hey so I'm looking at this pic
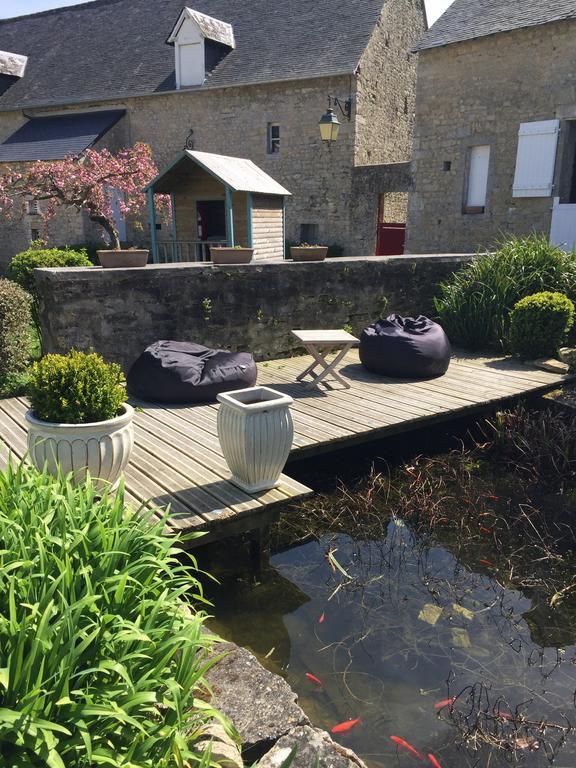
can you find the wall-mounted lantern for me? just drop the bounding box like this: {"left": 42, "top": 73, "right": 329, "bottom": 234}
{"left": 319, "top": 96, "right": 352, "bottom": 144}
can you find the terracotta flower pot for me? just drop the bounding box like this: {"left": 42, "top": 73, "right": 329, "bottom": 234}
{"left": 98, "top": 249, "right": 149, "bottom": 268}
{"left": 290, "top": 246, "right": 328, "bottom": 262}
{"left": 26, "top": 403, "right": 135, "bottom": 490}
{"left": 210, "top": 247, "right": 254, "bottom": 265}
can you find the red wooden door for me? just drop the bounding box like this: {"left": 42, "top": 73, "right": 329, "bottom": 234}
{"left": 376, "top": 223, "right": 406, "bottom": 256}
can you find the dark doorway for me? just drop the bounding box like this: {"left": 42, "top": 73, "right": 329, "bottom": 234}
{"left": 197, "top": 200, "right": 226, "bottom": 241}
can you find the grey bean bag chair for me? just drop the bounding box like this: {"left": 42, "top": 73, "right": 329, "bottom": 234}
{"left": 127, "top": 341, "right": 257, "bottom": 404}
{"left": 359, "top": 315, "right": 451, "bottom": 378}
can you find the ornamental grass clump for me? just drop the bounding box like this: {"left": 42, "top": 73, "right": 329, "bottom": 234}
{"left": 0, "top": 462, "right": 228, "bottom": 767}
{"left": 434, "top": 235, "right": 576, "bottom": 350}
{"left": 0, "top": 278, "right": 32, "bottom": 379}
{"left": 29, "top": 349, "right": 126, "bottom": 424}
{"left": 508, "top": 291, "right": 575, "bottom": 359}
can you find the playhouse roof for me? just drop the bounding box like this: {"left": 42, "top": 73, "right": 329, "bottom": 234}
{"left": 148, "top": 150, "right": 291, "bottom": 196}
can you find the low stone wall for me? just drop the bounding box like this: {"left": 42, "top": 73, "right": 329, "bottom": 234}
{"left": 36, "top": 255, "right": 474, "bottom": 371}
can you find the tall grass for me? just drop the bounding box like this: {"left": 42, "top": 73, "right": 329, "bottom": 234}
{"left": 434, "top": 235, "right": 576, "bottom": 350}
{"left": 0, "top": 462, "right": 229, "bottom": 767}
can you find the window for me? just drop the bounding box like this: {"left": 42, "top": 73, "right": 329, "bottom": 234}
{"left": 464, "top": 145, "right": 490, "bottom": 214}
{"left": 299, "top": 223, "right": 319, "bottom": 243}
{"left": 26, "top": 199, "right": 40, "bottom": 215}
{"left": 513, "top": 120, "right": 560, "bottom": 198}
{"left": 267, "top": 123, "right": 280, "bottom": 154}
{"left": 30, "top": 228, "right": 40, "bottom": 241}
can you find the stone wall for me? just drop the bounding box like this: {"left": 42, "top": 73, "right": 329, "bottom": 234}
{"left": 406, "top": 19, "right": 576, "bottom": 254}
{"left": 354, "top": 0, "right": 425, "bottom": 167}
{"left": 36, "top": 254, "right": 473, "bottom": 371}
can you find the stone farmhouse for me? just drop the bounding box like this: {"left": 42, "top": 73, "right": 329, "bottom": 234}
{"left": 406, "top": 0, "right": 576, "bottom": 255}
{"left": 0, "top": 0, "right": 426, "bottom": 270}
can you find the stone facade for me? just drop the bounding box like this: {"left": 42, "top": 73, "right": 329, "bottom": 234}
{"left": 35, "top": 254, "right": 474, "bottom": 371}
{"left": 407, "top": 18, "right": 576, "bottom": 254}
{"left": 0, "top": 0, "right": 425, "bottom": 272}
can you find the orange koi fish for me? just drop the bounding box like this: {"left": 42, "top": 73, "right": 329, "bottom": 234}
{"left": 427, "top": 754, "right": 443, "bottom": 768}
{"left": 331, "top": 718, "right": 361, "bottom": 734}
{"left": 390, "top": 736, "right": 424, "bottom": 761}
{"left": 434, "top": 697, "right": 456, "bottom": 710}
{"left": 479, "top": 559, "right": 495, "bottom": 567}
{"left": 319, "top": 612, "right": 325, "bottom": 624}
{"left": 305, "top": 672, "right": 323, "bottom": 686}
{"left": 480, "top": 526, "right": 492, "bottom": 535}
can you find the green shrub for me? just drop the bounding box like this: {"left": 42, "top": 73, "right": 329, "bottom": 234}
{"left": 57, "top": 240, "right": 106, "bottom": 265}
{"left": 434, "top": 235, "right": 576, "bottom": 350}
{"left": 508, "top": 291, "right": 574, "bottom": 359}
{"left": 0, "top": 462, "right": 228, "bottom": 767}
{"left": 8, "top": 242, "right": 92, "bottom": 297}
{"left": 29, "top": 349, "right": 126, "bottom": 423}
{"left": 0, "top": 278, "right": 32, "bottom": 379}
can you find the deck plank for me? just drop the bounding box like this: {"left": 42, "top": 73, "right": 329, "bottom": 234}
{"left": 0, "top": 350, "right": 570, "bottom": 542}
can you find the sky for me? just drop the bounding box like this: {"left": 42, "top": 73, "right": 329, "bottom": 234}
{"left": 0, "top": 0, "right": 455, "bottom": 24}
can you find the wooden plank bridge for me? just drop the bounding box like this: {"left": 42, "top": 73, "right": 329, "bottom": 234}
{"left": 0, "top": 350, "right": 570, "bottom": 545}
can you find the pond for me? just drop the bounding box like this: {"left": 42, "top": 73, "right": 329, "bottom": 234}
{"left": 207, "top": 406, "right": 576, "bottom": 768}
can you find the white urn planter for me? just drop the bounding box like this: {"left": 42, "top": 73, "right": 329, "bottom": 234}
{"left": 26, "top": 404, "right": 135, "bottom": 490}
{"left": 217, "top": 387, "right": 294, "bottom": 493}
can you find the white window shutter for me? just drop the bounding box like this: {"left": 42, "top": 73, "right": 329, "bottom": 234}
{"left": 512, "top": 119, "right": 560, "bottom": 198}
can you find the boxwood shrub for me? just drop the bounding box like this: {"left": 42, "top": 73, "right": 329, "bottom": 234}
{"left": 8, "top": 243, "right": 92, "bottom": 297}
{"left": 29, "top": 350, "right": 126, "bottom": 424}
{"left": 0, "top": 278, "right": 32, "bottom": 379}
{"left": 0, "top": 462, "right": 229, "bottom": 767}
{"left": 434, "top": 235, "right": 576, "bottom": 350}
{"left": 509, "top": 291, "right": 575, "bottom": 359}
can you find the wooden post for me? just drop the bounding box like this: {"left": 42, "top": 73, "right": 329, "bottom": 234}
{"left": 247, "top": 192, "right": 254, "bottom": 248}
{"left": 147, "top": 188, "right": 158, "bottom": 263}
{"left": 225, "top": 186, "right": 235, "bottom": 247}
{"left": 249, "top": 525, "right": 271, "bottom": 575}
{"left": 170, "top": 192, "right": 178, "bottom": 262}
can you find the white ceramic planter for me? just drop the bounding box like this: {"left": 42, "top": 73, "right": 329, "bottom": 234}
{"left": 26, "top": 404, "right": 135, "bottom": 490}
{"left": 217, "top": 387, "right": 294, "bottom": 493}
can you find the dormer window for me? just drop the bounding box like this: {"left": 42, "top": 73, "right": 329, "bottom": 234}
{"left": 167, "top": 8, "right": 235, "bottom": 89}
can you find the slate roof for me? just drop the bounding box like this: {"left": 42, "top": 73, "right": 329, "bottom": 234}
{"left": 0, "top": 0, "right": 386, "bottom": 111}
{"left": 0, "top": 110, "right": 125, "bottom": 161}
{"left": 415, "top": 0, "right": 576, "bottom": 51}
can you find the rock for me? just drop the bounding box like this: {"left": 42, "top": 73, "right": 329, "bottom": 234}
{"left": 532, "top": 358, "right": 570, "bottom": 374}
{"left": 196, "top": 723, "right": 243, "bottom": 768}
{"left": 559, "top": 347, "right": 576, "bottom": 369}
{"left": 206, "top": 641, "right": 309, "bottom": 759}
{"left": 257, "top": 726, "right": 368, "bottom": 768}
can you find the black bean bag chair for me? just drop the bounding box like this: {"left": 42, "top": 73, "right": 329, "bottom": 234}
{"left": 127, "top": 341, "right": 257, "bottom": 404}
{"left": 359, "top": 315, "right": 451, "bottom": 378}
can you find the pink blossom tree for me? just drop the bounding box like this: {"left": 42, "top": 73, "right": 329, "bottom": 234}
{"left": 0, "top": 142, "right": 164, "bottom": 250}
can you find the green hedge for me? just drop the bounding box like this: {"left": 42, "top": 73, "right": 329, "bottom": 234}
{"left": 8, "top": 243, "right": 92, "bottom": 297}
{"left": 0, "top": 463, "right": 229, "bottom": 767}
{"left": 0, "top": 278, "right": 32, "bottom": 379}
{"left": 434, "top": 235, "right": 576, "bottom": 350}
{"left": 29, "top": 350, "right": 126, "bottom": 424}
{"left": 509, "top": 291, "right": 575, "bottom": 359}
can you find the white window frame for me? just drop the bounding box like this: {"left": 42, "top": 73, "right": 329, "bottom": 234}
{"left": 464, "top": 144, "right": 491, "bottom": 214}
{"left": 267, "top": 123, "right": 280, "bottom": 155}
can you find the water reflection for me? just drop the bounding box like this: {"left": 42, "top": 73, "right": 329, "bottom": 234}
{"left": 208, "top": 516, "right": 576, "bottom": 767}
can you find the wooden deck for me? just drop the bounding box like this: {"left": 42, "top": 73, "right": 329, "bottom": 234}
{"left": 0, "top": 350, "right": 571, "bottom": 543}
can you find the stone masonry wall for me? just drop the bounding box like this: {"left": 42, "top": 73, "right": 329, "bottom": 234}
{"left": 406, "top": 19, "right": 576, "bottom": 254}
{"left": 354, "top": 0, "right": 426, "bottom": 167}
{"left": 36, "top": 254, "right": 474, "bottom": 371}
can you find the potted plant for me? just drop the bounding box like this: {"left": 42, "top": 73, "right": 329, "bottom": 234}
{"left": 290, "top": 243, "right": 328, "bottom": 262}
{"left": 210, "top": 244, "right": 254, "bottom": 265}
{"left": 25, "top": 350, "right": 134, "bottom": 489}
{"left": 0, "top": 142, "right": 166, "bottom": 269}
{"left": 217, "top": 386, "right": 294, "bottom": 492}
